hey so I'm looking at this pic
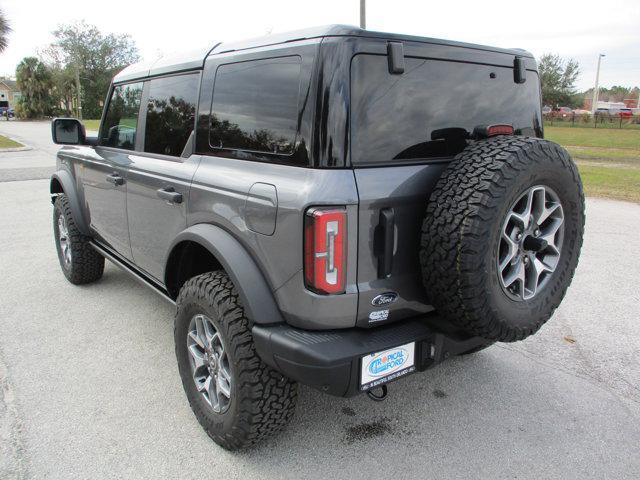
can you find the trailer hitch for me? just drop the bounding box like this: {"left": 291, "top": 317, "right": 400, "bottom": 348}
{"left": 366, "top": 384, "right": 388, "bottom": 402}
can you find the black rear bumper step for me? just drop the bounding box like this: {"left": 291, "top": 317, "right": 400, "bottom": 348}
{"left": 252, "top": 317, "right": 487, "bottom": 397}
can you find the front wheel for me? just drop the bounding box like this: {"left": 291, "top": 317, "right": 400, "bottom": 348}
{"left": 174, "top": 271, "right": 298, "bottom": 450}
{"left": 53, "top": 194, "right": 104, "bottom": 284}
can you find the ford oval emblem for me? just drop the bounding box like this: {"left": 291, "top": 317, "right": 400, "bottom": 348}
{"left": 372, "top": 292, "right": 398, "bottom": 306}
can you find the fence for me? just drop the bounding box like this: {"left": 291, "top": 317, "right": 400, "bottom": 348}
{"left": 543, "top": 112, "right": 640, "bottom": 129}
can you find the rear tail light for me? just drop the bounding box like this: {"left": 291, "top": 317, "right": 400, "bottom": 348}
{"left": 304, "top": 207, "right": 346, "bottom": 294}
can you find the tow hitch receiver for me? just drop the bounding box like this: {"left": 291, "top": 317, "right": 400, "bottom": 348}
{"left": 367, "top": 385, "right": 388, "bottom": 401}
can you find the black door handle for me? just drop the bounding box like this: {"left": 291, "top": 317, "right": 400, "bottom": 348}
{"left": 106, "top": 173, "right": 124, "bottom": 186}
{"left": 377, "top": 208, "right": 395, "bottom": 278}
{"left": 157, "top": 187, "right": 183, "bottom": 204}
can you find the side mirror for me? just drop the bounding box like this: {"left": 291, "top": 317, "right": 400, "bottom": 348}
{"left": 51, "top": 118, "right": 87, "bottom": 145}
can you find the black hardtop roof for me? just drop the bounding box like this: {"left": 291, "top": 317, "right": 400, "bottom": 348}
{"left": 113, "top": 24, "right": 532, "bottom": 83}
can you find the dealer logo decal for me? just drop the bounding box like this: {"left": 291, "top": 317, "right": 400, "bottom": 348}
{"left": 367, "top": 348, "right": 408, "bottom": 377}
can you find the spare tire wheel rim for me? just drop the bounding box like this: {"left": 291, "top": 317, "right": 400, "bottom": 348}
{"left": 497, "top": 185, "right": 565, "bottom": 301}
{"left": 186, "top": 314, "right": 232, "bottom": 413}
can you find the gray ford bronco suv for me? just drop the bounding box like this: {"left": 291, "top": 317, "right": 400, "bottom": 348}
{"left": 50, "top": 25, "right": 584, "bottom": 450}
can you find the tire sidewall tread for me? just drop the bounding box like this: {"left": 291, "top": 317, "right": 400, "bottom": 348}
{"left": 53, "top": 194, "right": 104, "bottom": 285}
{"left": 174, "top": 271, "right": 298, "bottom": 450}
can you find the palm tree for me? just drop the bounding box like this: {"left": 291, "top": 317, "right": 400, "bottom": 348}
{"left": 0, "top": 9, "right": 11, "bottom": 53}
{"left": 16, "top": 57, "right": 53, "bottom": 117}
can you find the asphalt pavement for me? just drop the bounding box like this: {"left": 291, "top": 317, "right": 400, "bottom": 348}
{"left": 0, "top": 121, "right": 638, "bottom": 479}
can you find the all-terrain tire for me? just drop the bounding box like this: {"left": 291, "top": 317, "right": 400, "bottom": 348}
{"left": 420, "top": 136, "right": 585, "bottom": 342}
{"left": 53, "top": 194, "right": 104, "bottom": 284}
{"left": 174, "top": 271, "right": 298, "bottom": 450}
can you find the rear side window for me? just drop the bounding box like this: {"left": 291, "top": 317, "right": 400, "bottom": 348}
{"left": 144, "top": 74, "right": 199, "bottom": 157}
{"left": 350, "top": 55, "right": 542, "bottom": 165}
{"left": 100, "top": 82, "right": 143, "bottom": 150}
{"left": 209, "top": 56, "right": 301, "bottom": 156}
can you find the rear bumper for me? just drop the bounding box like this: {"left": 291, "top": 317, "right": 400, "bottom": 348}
{"left": 252, "top": 316, "right": 487, "bottom": 397}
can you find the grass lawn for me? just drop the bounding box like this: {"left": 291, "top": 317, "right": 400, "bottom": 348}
{"left": 0, "top": 134, "right": 23, "bottom": 148}
{"left": 545, "top": 126, "right": 640, "bottom": 150}
{"left": 82, "top": 119, "right": 101, "bottom": 131}
{"left": 545, "top": 126, "right": 640, "bottom": 203}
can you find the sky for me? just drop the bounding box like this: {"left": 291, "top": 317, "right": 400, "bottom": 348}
{"left": 0, "top": 0, "right": 638, "bottom": 92}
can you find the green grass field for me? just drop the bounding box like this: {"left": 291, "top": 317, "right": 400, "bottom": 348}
{"left": 545, "top": 126, "right": 640, "bottom": 202}
{"left": 0, "top": 134, "right": 23, "bottom": 149}
{"left": 82, "top": 119, "right": 101, "bottom": 131}
{"left": 545, "top": 126, "right": 640, "bottom": 150}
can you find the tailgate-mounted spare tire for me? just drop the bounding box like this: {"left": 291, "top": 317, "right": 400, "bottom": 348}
{"left": 420, "top": 136, "right": 585, "bottom": 342}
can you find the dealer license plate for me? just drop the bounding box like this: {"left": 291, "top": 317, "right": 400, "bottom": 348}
{"left": 360, "top": 342, "right": 416, "bottom": 390}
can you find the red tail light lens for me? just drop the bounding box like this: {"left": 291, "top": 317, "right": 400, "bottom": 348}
{"left": 487, "top": 124, "right": 515, "bottom": 137}
{"left": 304, "top": 207, "right": 346, "bottom": 294}
{"left": 473, "top": 124, "right": 514, "bottom": 139}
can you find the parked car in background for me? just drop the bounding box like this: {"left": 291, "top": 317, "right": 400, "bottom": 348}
{"left": 0, "top": 106, "right": 14, "bottom": 118}
{"left": 572, "top": 109, "right": 591, "bottom": 115}
{"left": 542, "top": 105, "right": 552, "bottom": 115}
{"left": 553, "top": 106, "right": 573, "bottom": 118}
{"left": 615, "top": 108, "right": 633, "bottom": 118}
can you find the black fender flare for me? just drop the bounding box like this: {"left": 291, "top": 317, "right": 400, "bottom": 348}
{"left": 50, "top": 169, "right": 90, "bottom": 235}
{"left": 166, "top": 224, "right": 285, "bottom": 325}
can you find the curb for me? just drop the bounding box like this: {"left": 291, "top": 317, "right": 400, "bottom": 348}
{"left": 0, "top": 146, "right": 32, "bottom": 152}
{"left": 0, "top": 133, "right": 32, "bottom": 152}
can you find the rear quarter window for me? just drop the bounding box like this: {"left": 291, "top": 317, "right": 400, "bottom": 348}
{"left": 350, "top": 54, "right": 542, "bottom": 166}
{"left": 209, "top": 56, "right": 302, "bottom": 157}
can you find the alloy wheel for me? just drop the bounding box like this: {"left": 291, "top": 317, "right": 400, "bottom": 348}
{"left": 186, "top": 314, "right": 232, "bottom": 413}
{"left": 497, "top": 185, "right": 565, "bottom": 301}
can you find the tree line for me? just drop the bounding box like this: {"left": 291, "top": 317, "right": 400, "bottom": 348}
{"left": 14, "top": 21, "right": 139, "bottom": 119}
{"left": 538, "top": 53, "right": 638, "bottom": 109}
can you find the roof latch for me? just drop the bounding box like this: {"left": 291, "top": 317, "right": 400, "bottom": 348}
{"left": 387, "top": 42, "right": 405, "bottom": 74}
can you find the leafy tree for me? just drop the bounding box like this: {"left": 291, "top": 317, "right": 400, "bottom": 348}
{"left": 0, "top": 9, "right": 11, "bottom": 53}
{"left": 49, "top": 65, "right": 77, "bottom": 115}
{"left": 15, "top": 57, "right": 55, "bottom": 118}
{"left": 41, "top": 21, "right": 140, "bottom": 119}
{"left": 538, "top": 53, "right": 580, "bottom": 108}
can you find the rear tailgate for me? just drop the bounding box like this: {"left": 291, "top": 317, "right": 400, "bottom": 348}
{"left": 351, "top": 50, "right": 542, "bottom": 327}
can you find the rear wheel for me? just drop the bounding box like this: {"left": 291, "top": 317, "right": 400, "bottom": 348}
{"left": 53, "top": 194, "right": 104, "bottom": 284}
{"left": 420, "top": 136, "right": 585, "bottom": 342}
{"left": 174, "top": 271, "right": 298, "bottom": 450}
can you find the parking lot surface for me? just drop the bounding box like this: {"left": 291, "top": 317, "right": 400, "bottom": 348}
{"left": 0, "top": 121, "right": 639, "bottom": 479}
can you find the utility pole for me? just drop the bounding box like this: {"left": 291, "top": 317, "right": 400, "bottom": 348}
{"left": 591, "top": 53, "right": 605, "bottom": 114}
{"left": 74, "top": 64, "right": 82, "bottom": 121}
{"left": 360, "top": 0, "right": 366, "bottom": 29}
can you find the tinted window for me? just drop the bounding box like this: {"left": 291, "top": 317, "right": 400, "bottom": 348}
{"left": 144, "top": 74, "right": 199, "bottom": 156}
{"left": 350, "top": 55, "right": 542, "bottom": 165}
{"left": 100, "top": 82, "right": 143, "bottom": 150}
{"left": 210, "top": 56, "right": 301, "bottom": 155}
